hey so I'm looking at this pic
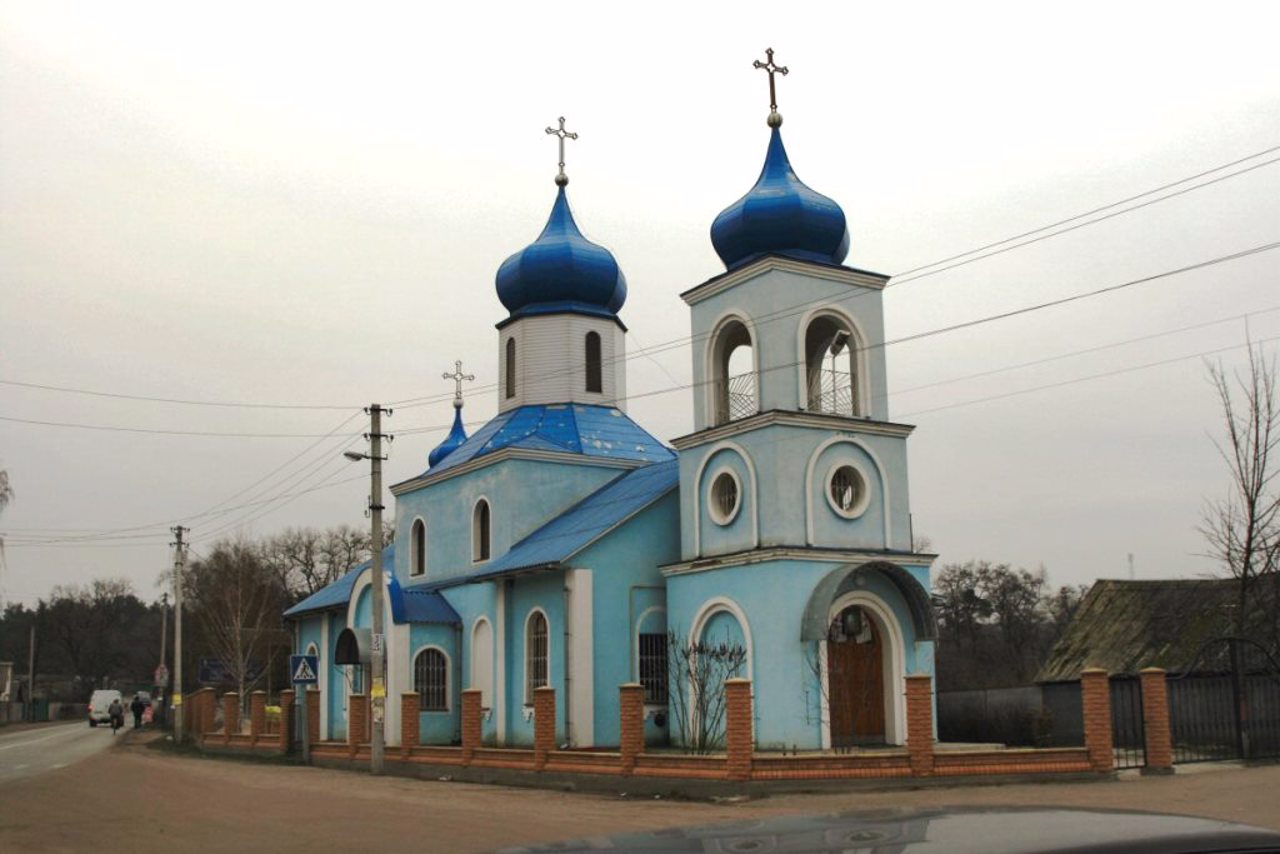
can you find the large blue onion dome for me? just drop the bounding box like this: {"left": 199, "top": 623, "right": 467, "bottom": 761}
{"left": 711, "top": 127, "right": 850, "bottom": 271}
{"left": 495, "top": 187, "right": 627, "bottom": 320}
{"left": 428, "top": 402, "right": 468, "bottom": 468}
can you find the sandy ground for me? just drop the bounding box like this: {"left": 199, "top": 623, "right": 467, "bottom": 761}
{"left": 2, "top": 736, "right": 1278, "bottom": 853}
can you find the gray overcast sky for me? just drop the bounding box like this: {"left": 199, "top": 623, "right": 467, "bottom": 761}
{"left": 3, "top": 1, "right": 1279, "bottom": 605}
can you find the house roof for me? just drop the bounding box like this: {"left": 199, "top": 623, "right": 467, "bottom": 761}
{"left": 283, "top": 543, "right": 460, "bottom": 626}
{"left": 1036, "top": 578, "right": 1269, "bottom": 682}
{"left": 405, "top": 403, "right": 674, "bottom": 480}
{"left": 468, "top": 458, "right": 679, "bottom": 581}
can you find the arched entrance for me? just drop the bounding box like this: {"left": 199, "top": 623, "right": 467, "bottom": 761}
{"left": 826, "top": 605, "right": 885, "bottom": 747}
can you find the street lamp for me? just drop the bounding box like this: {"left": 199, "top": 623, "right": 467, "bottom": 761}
{"left": 343, "top": 405, "right": 392, "bottom": 774}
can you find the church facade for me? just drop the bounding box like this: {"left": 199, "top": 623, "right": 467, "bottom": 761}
{"left": 286, "top": 64, "right": 937, "bottom": 753}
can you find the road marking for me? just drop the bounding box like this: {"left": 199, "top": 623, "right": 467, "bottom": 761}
{"left": 0, "top": 727, "right": 86, "bottom": 752}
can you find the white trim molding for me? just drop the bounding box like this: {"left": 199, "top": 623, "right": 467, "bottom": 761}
{"left": 681, "top": 255, "right": 889, "bottom": 306}
{"left": 470, "top": 616, "right": 494, "bottom": 709}
{"left": 522, "top": 606, "right": 552, "bottom": 707}
{"left": 471, "top": 495, "right": 492, "bottom": 564}
{"left": 688, "top": 596, "right": 755, "bottom": 680}
{"left": 410, "top": 644, "right": 453, "bottom": 713}
{"left": 707, "top": 466, "right": 743, "bottom": 526}
{"left": 409, "top": 515, "right": 427, "bottom": 578}
{"left": 794, "top": 304, "right": 872, "bottom": 416}
{"left": 662, "top": 546, "right": 938, "bottom": 578}
{"left": 703, "top": 309, "right": 760, "bottom": 430}
{"left": 392, "top": 445, "right": 646, "bottom": 495}
{"left": 671, "top": 411, "right": 914, "bottom": 452}
{"left": 804, "top": 437, "right": 891, "bottom": 547}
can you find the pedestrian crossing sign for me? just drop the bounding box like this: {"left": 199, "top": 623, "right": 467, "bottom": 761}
{"left": 290, "top": 654, "right": 319, "bottom": 684}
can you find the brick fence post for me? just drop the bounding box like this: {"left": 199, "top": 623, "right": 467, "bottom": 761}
{"left": 725, "top": 678, "right": 753, "bottom": 782}
{"left": 1139, "top": 667, "right": 1174, "bottom": 774}
{"left": 461, "top": 689, "right": 482, "bottom": 765}
{"left": 249, "top": 690, "right": 266, "bottom": 746}
{"left": 401, "top": 693, "right": 420, "bottom": 758}
{"left": 200, "top": 688, "right": 216, "bottom": 736}
{"left": 533, "top": 686, "right": 556, "bottom": 771}
{"left": 278, "top": 690, "right": 295, "bottom": 753}
{"left": 1081, "top": 668, "right": 1113, "bottom": 773}
{"left": 307, "top": 688, "right": 321, "bottom": 745}
{"left": 348, "top": 694, "right": 368, "bottom": 758}
{"left": 223, "top": 693, "right": 240, "bottom": 745}
{"left": 619, "top": 683, "right": 644, "bottom": 775}
{"left": 905, "top": 674, "right": 936, "bottom": 776}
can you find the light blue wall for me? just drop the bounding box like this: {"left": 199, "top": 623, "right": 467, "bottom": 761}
{"left": 679, "top": 425, "right": 912, "bottom": 559}
{"left": 574, "top": 492, "right": 680, "bottom": 747}
{"left": 438, "top": 582, "right": 500, "bottom": 743}
{"left": 687, "top": 267, "right": 890, "bottom": 428}
{"left": 409, "top": 623, "right": 460, "bottom": 744}
{"left": 502, "top": 572, "right": 567, "bottom": 747}
{"left": 327, "top": 612, "right": 347, "bottom": 740}
{"left": 392, "top": 458, "right": 621, "bottom": 587}
{"left": 297, "top": 616, "right": 322, "bottom": 661}
{"left": 666, "top": 558, "right": 934, "bottom": 750}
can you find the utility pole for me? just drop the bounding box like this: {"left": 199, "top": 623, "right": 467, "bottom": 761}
{"left": 345, "top": 404, "right": 391, "bottom": 774}
{"left": 171, "top": 526, "right": 187, "bottom": 743}
{"left": 26, "top": 622, "right": 35, "bottom": 723}
{"left": 158, "top": 592, "right": 169, "bottom": 718}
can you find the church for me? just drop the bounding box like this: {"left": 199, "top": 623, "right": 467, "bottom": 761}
{"left": 285, "top": 53, "right": 938, "bottom": 753}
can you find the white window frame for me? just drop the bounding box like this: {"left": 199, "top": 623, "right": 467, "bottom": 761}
{"left": 523, "top": 607, "right": 551, "bottom": 706}
{"left": 472, "top": 496, "right": 491, "bottom": 563}
{"left": 825, "top": 461, "right": 871, "bottom": 520}
{"left": 706, "top": 466, "right": 743, "bottom": 526}
{"left": 409, "top": 516, "right": 427, "bottom": 577}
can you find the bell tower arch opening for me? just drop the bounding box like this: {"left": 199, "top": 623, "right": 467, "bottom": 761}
{"left": 803, "top": 312, "right": 861, "bottom": 416}
{"left": 709, "top": 317, "right": 756, "bottom": 425}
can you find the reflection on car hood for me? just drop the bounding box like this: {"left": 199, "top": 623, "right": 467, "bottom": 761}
{"left": 497, "top": 807, "right": 1280, "bottom": 854}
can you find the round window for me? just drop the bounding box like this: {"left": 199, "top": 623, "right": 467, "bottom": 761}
{"left": 827, "top": 464, "right": 867, "bottom": 518}
{"left": 709, "top": 469, "right": 741, "bottom": 525}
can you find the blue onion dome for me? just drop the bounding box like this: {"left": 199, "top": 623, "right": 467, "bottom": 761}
{"left": 495, "top": 187, "right": 627, "bottom": 319}
{"left": 428, "top": 402, "right": 468, "bottom": 468}
{"left": 710, "top": 127, "right": 850, "bottom": 271}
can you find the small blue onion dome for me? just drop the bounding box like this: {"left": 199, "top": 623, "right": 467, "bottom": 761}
{"left": 710, "top": 127, "right": 850, "bottom": 271}
{"left": 428, "top": 402, "right": 468, "bottom": 468}
{"left": 495, "top": 187, "right": 627, "bottom": 318}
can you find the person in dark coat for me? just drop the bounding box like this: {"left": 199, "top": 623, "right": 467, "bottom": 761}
{"left": 130, "top": 694, "right": 146, "bottom": 729}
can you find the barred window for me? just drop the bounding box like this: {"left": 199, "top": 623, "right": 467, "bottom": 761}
{"left": 638, "top": 633, "right": 668, "bottom": 704}
{"left": 414, "top": 648, "right": 448, "bottom": 712}
{"left": 526, "top": 611, "right": 548, "bottom": 702}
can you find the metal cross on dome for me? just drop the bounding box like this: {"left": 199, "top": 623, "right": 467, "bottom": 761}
{"left": 442, "top": 360, "right": 474, "bottom": 406}
{"left": 545, "top": 116, "right": 578, "bottom": 186}
{"left": 753, "top": 48, "right": 789, "bottom": 125}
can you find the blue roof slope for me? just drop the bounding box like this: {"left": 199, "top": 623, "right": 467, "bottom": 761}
{"left": 471, "top": 458, "right": 678, "bottom": 580}
{"left": 419, "top": 403, "right": 673, "bottom": 478}
{"left": 283, "top": 543, "right": 460, "bottom": 625}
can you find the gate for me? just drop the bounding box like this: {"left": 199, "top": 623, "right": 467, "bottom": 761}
{"left": 1109, "top": 677, "right": 1146, "bottom": 769}
{"left": 1169, "top": 637, "right": 1280, "bottom": 763}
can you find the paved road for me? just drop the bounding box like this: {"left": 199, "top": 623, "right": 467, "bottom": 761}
{"left": 2, "top": 735, "right": 1279, "bottom": 852}
{"left": 0, "top": 721, "right": 118, "bottom": 784}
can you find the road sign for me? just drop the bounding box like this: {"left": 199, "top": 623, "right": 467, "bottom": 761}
{"left": 290, "top": 654, "right": 319, "bottom": 685}
{"left": 154, "top": 664, "right": 170, "bottom": 686}
{"left": 198, "top": 657, "right": 264, "bottom": 685}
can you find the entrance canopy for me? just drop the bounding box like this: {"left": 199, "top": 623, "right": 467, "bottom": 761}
{"left": 800, "top": 561, "right": 937, "bottom": 642}
{"left": 334, "top": 627, "right": 371, "bottom": 665}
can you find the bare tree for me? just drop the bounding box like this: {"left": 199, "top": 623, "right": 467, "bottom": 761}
{"left": 667, "top": 630, "right": 747, "bottom": 754}
{"left": 186, "top": 539, "right": 287, "bottom": 716}
{"left": 259, "top": 523, "right": 393, "bottom": 600}
{"left": 1201, "top": 347, "right": 1280, "bottom": 647}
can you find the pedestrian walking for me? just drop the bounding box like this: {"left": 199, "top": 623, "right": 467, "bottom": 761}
{"left": 108, "top": 698, "right": 124, "bottom": 734}
{"left": 130, "top": 694, "right": 146, "bottom": 729}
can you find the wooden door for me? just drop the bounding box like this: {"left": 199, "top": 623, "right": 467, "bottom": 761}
{"left": 827, "top": 617, "right": 886, "bottom": 747}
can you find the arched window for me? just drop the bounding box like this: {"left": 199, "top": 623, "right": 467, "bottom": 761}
{"left": 525, "top": 610, "right": 548, "bottom": 702}
{"left": 804, "top": 314, "right": 858, "bottom": 415}
{"left": 585, "top": 331, "right": 602, "bottom": 393}
{"left": 711, "top": 319, "right": 755, "bottom": 425}
{"left": 505, "top": 338, "right": 517, "bottom": 399}
{"left": 471, "top": 618, "right": 494, "bottom": 707}
{"left": 472, "top": 499, "right": 491, "bottom": 562}
{"left": 410, "top": 518, "right": 426, "bottom": 576}
{"left": 414, "top": 648, "right": 448, "bottom": 711}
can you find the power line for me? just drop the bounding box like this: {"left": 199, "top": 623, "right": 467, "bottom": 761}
{"left": 0, "top": 378, "right": 358, "bottom": 410}
{"left": 0, "top": 414, "right": 364, "bottom": 438}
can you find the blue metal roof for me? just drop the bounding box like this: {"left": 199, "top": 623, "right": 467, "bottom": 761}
{"left": 418, "top": 403, "right": 674, "bottom": 478}
{"left": 282, "top": 543, "right": 460, "bottom": 626}
{"left": 469, "top": 458, "right": 678, "bottom": 580}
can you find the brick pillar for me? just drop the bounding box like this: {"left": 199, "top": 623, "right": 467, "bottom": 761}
{"left": 200, "top": 689, "right": 216, "bottom": 735}
{"left": 1081, "top": 668, "right": 1113, "bottom": 773}
{"left": 278, "top": 690, "right": 295, "bottom": 752}
{"left": 348, "top": 694, "right": 368, "bottom": 757}
{"left": 461, "top": 689, "right": 482, "bottom": 764}
{"left": 249, "top": 691, "right": 267, "bottom": 745}
{"left": 1140, "top": 667, "right": 1174, "bottom": 773}
{"left": 533, "top": 686, "right": 556, "bottom": 770}
{"left": 306, "top": 688, "right": 321, "bottom": 745}
{"left": 905, "top": 674, "right": 936, "bottom": 776}
{"left": 619, "top": 683, "right": 644, "bottom": 775}
{"left": 401, "top": 693, "right": 421, "bottom": 758}
{"left": 725, "top": 678, "right": 753, "bottom": 782}
{"left": 223, "top": 693, "right": 240, "bottom": 744}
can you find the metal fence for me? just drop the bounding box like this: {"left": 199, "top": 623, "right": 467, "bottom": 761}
{"left": 1109, "top": 677, "right": 1146, "bottom": 769}
{"left": 1168, "top": 638, "right": 1280, "bottom": 763}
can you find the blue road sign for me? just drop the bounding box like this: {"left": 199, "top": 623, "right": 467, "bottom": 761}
{"left": 290, "top": 654, "right": 319, "bottom": 684}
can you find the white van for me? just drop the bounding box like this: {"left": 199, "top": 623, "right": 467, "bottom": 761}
{"left": 88, "top": 689, "right": 123, "bottom": 726}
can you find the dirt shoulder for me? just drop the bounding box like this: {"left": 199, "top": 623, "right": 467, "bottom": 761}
{"left": 2, "top": 739, "right": 1277, "bottom": 853}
